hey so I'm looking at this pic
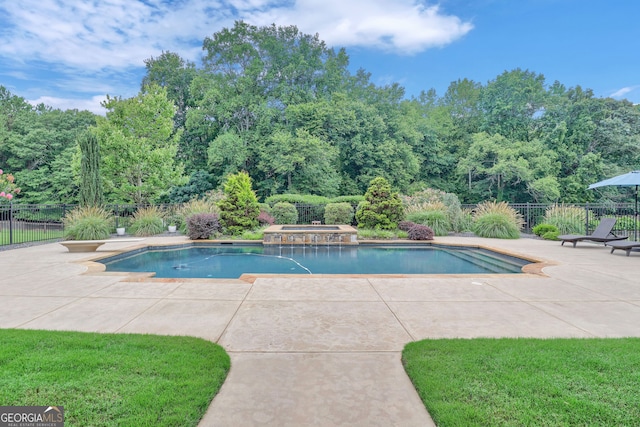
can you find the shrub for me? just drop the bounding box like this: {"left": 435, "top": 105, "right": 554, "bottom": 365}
{"left": 398, "top": 221, "right": 416, "bottom": 232}
{"left": 186, "top": 213, "right": 221, "bottom": 240}
{"left": 355, "top": 177, "right": 403, "bottom": 230}
{"left": 265, "top": 194, "right": 330, "bottom": 205}
{"left": 543, "top": 204, "right": 586, "bottom": 235}
{"left": 357, "top": 228, "right": 399, "bottom": 240}
{"left": 324, "top": 202, "right": 354, "bottom": 224}
{"left": 532, "top": 223, "right": 559, "bottom": 237}
{"left": 257, "top": 211, "right": 275, "bottom": 226}
{"left": 217, "top": 172, "right": 260, "bottom": 235}
{"left": 473, "top": 213, "right": 521, "bottom": 239}
{"left": 177, "top": 198, "right": 219, "bottom": 233}
{"left": 130, "top": 206, "right": 165, "bottom": 236}
{"left": 271, "top": 202, "right": 298, "bottom": 224}
{"left": 472, "top": 201, "right": 523, "bottom": 239}
{"left": 406, "top": 210, "right": 451, "bottom": 236}
{"left": 408, "top": 224, "right": 434, "bottom": 240}
{"left": 329, "top": 195, "right": 365, "bottom": 205}
{"left": 63, "top": 206, "right": 112, "bottom": 240}
{"left": 401, "top": 188, "right": 465, "bottom": 232}
{"left": 542, "top": 230, "right": 560, "bottom": 240}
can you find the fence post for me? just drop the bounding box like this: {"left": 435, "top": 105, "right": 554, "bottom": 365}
{"left": 9, "top": 201, "right": 14, "bottom": 245}
{"left": 526, "top": 203, "right": 531, "bottom": 233}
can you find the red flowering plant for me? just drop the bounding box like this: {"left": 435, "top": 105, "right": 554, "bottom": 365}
{"left": 0, "top": 169, "right": 20, "bottom": 201}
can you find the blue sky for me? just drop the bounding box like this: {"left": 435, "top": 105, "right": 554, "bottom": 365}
{"left": 0, "top": 0, "right": 638, "bottom": 114}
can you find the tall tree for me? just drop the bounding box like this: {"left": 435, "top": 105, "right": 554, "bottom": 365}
{"left": 94, "top": 85, "right": 187, "bottom": 204}
{"left": 77, "top": 131, "right": 103, "bottom": 206}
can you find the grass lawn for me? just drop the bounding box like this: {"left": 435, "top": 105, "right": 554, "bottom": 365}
{"left": 402, "top": 338, "right": 640, "bottom": 426}
{"left": 0, "top": 228, "right": 64, "bottom": 245}
{"left": 0, "top": 329, "right": 230, "bottom": 426}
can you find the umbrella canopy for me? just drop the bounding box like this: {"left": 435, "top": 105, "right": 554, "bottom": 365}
{"left": 588, "top": 171, "right": 640, "bottom": 240}
{"left": 588, "top": 171, "right": 640, "bottom": 189}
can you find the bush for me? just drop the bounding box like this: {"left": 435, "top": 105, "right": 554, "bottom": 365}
{"left": 406, "top": 210, "right": 451, "bottom": 236}
{"left": 544, "top": 204, "right": 586, "bottom": 235}
{"left": 408, "top": 224, "right": 434, "bottom": 240}
{"left": 472, "top": 201, "right": 523, "bottom": 239}
{"left": 401, "top": 188, "right": 465, "bottom": 232}
{"left": 271, "top": 202, "right": 298, "bottom": 224}
{"left": 542, "top": 230, "right": 560, "bottom": 240}
{"left": 265, "top": 194, "right": 330, "bottom": 205}
{"left": 177, "top": 198, "right": 219, "bottom": 233}
{"left": 130, "top": 206, "right": 165, "bottom": 236}
{"left": 532, "top": 223, "right": 559, "bottom": 237}
{"left": 324, "top": 202, "right": 354, "bottom": 224}
{"left": 63, "top": 206, "right": 112, "bottom": 240}
{"left": 186, "top": 213, "right": 221, "bottom": 240}
{"left": 217, "top": 172, "right": 260, "bottom": 235}
{"left": 473, "top": 213, "right": 521, "bottom": 239}
{"left": 398, "top": 221, "right": 416, "bottom": 232}
{"left": 355, "top": 177, "right": 404, "bottom": 230}
{"left": 357, "top": 228, "right": 400, "bottom": 240}
{"left": 329, "top": 195, "right": 365, "bottom": 205}
{"left": 257, "top": 211, "right": 275, "bottom": 226}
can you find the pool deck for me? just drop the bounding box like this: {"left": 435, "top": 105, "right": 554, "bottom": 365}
{"left": 2, "top": 235, "right": 640, "bottom": 426}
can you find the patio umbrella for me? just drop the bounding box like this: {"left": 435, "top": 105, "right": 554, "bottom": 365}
{"left": 588, "top": 170, "right": 640, "bottom": 240}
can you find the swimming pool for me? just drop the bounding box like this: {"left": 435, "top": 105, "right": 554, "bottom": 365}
{"left": 98, "top": 243, "right": 531, "bottom": 278}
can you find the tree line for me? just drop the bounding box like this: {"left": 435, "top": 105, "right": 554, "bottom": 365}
{"left": 1, "top": 21, "right": 639, "bottom": 206}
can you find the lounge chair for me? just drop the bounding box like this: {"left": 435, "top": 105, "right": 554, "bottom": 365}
{"left": 605, "top": 240, "right": 640, "bottom": 256}
{"left": 558, "top": 217, "right": 627, "bottom": 247}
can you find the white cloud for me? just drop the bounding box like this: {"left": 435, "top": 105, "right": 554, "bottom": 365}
{"left": 245, "top": 0, "right": 473, "bottom": 54}
{"left": 1, "top": 0, "right": 472, "bottom": 111}
{"left": 28, "top": 95, "right": 108, "bottom": 115}
{"left": 610, "top": 86, "right": 639, "bottom": 99}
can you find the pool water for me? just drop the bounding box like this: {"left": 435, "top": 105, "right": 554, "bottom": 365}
{"left": 99, "top": 244, "right": 530, "bottom": 278}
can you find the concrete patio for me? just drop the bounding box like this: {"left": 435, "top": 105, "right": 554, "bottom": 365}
{"left": 2, "top": 235, "right": 640, "bottom": 426}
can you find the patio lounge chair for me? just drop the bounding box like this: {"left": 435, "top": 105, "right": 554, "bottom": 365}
{"left": 558, "top": 217, "right": 627, "bottom": 247}
{"left": 605, "top": 240, "right": 640, "bottom": 256}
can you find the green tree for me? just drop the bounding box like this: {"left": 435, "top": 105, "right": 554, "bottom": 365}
{"left": 257, "top": 129, "right": 340, "bottom": 196}
{"left": 77, "top": 131, "right": 103, "bottom": 206}
{"left": 458, "top": 132, "right": 560, "bottom": 202}
{"left": 217, "top": 171, "right": 260, "bottom": 235}
{"left": 94, "top": 85, "right": 187, "bottom": 204}
{"left": 355, "top": 177, "right": 404, "bottom": 230}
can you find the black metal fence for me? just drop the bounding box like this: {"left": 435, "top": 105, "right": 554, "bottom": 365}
{"left": 1, "top": 201, "right": 638, "bottom": 249}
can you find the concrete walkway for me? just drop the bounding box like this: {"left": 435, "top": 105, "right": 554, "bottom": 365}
{"left": 2, "top": 236, "right": 640, "bottom": 426}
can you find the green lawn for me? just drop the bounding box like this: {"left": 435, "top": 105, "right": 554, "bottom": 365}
{"left": 0, "top": 329, "right": 230, "bottom": 426}
{"left": 402, "top": 338, "right": 640, "bottom": 426}
{"left": 0, "top": 228, "right": 64, "bottom": 245}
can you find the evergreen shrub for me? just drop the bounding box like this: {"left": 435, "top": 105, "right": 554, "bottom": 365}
{"left": 532, "top": 223, "right": 559, "bottom": 237}
{"left": 271, "top": 202, "right": 299, "bottom": 224}
{"left": 217, "top": 172, "right": 260, "bottom": 235}
{"left": 355, "top": 177, "right": 403, "bottom": 230}
{"left": 324, "top": 202, "right": 354, "bottom": 224}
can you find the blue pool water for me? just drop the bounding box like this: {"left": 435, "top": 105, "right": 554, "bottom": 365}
{"left": 99, "top": 244, "right": 530, "bottom": 278}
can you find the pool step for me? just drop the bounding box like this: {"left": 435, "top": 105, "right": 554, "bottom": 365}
{"left": 444, "top": 249, "right": 526, "bottom": 273}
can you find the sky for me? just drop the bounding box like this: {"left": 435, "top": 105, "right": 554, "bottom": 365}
{"left": 1, "top": 0, "right": 639, "bottom": 115}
